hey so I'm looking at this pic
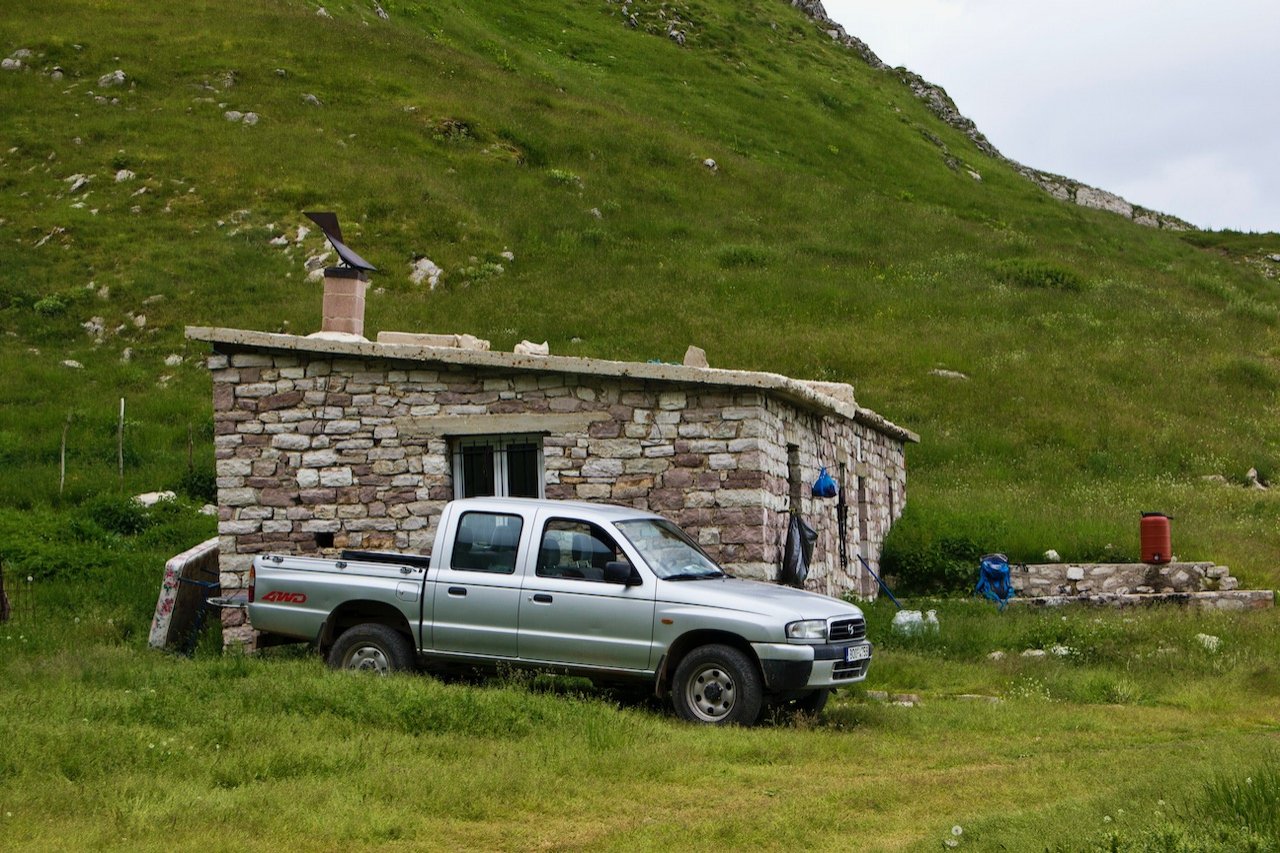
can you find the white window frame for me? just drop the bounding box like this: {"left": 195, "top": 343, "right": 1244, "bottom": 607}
{"left": 450, "top": 433, "right": 545, "bottom": 499}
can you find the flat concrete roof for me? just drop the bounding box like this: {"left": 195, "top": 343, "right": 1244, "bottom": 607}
{"left": 185, "top": 326, "right": 919, "bottom": 443}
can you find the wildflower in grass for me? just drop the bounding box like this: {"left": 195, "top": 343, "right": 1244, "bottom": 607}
{"left": 952, "top": 825, "right": 963, "bottom": 836}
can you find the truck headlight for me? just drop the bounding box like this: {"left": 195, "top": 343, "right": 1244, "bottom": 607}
{"left": 786, "top": 619, "right": 828, "bottom": 641}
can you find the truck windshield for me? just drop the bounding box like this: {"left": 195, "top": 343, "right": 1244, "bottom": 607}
{"left": 615, "top": 519, "right": 726, "bottom": 580}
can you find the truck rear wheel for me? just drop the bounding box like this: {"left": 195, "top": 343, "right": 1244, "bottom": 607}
{"left": 327, "top": 624, "right": 414, "bottom": 675}
{"left": 672, "top": 644, "right": 763, "bottom": 725}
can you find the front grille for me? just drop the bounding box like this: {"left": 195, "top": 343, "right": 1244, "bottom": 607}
{"left": 833, "top": 658, "right": 870, "bottom": 680}
{"left": 828, "top": 617, "right": 866, "bottom": 643}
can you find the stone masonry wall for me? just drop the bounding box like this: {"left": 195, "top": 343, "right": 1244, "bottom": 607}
{"left": 209, "top": 345, "right": 907, "bottom": 641}
{"left": 1014, "top": 561, "right": 1241, "bottom": 597}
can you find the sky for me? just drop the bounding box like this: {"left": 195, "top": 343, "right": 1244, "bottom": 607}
{"left": 822, "top": 1, "right": 1280, "bottom": 233}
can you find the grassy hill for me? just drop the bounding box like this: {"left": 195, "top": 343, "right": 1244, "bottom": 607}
{"left": 2, "top": 0, "right": 1279, "bottom": 587}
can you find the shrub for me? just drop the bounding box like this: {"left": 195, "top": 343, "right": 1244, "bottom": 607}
{"left": 997, "top": 259, "right": 1085, "bottom": 292}
{"left": 79, "top": 494, "right": 153, "bottom": 537}
{"left": 547, "top": 168, "right": 582, "bottom": 187}
{"left": 33, "top": 295, "right": 67, "bottom": 316}
{"left": 716, "top": 244, "right": 770, "bottom": 269}
{"left": 879, "top": 505, "right": 1006, "bottom": 594}
{"left": 176, "top": 467, "right": 216, "bottom": 503}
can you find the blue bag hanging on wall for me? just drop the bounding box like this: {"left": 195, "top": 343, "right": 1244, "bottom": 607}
{"left": 811, "top": 467, "right": 838, "bottom": 498}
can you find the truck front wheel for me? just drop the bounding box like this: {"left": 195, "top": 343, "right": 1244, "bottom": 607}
{"left": 327, "top": 624, "right": 414, "bottom": 675}
{"left": 672, "top": 644, "right": 763, "bottom": 725}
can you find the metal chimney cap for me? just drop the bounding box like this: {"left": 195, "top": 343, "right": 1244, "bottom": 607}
{"left": 304, "top": 211, "right": 377, "bottom": 273}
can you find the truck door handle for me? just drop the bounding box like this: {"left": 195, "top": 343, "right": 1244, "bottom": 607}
{"left": 447, "top": 587, "right": 467, "bottom": 597}
{"left": 531, "top": 594, "right": 553, "bottom": 604}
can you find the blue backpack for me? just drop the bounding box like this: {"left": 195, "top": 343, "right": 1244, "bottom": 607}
{"left": 975, "top": 553, "right": 1015, "bottom": 609}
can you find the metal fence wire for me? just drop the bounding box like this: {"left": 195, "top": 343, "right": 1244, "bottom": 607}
{"left": 0, "top": 559, "right": 36, "bottom": 624}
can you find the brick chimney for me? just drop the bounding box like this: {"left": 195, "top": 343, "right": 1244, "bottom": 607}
{"left": 320, "top": 267, "right": 369, "bottom": 339}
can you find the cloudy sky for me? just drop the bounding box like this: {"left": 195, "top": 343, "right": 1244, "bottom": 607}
{"left": 822, "top": 1, "right": 1280, "bottom": 233}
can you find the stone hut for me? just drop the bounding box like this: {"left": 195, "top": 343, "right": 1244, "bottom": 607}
{"left": 188, "top": 294, "right": 915, "bottom": 645}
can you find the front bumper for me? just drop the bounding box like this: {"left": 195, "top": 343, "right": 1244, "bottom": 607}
{"left": 752, "top": 641, "right": 873, "bottom": 691}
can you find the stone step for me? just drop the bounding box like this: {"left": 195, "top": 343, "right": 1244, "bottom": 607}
{"left": 1010, "top": 589, "right": 1273, "bottom": 611}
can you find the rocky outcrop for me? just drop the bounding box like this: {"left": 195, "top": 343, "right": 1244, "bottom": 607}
{"left": 790, "top": 1, "right": 1195, "bottom": 230}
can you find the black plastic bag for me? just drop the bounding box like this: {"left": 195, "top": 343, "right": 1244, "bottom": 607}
{"left": 779, "top": 514, "right": 818, "bottom": 588}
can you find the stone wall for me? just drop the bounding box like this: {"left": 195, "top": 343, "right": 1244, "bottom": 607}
{"left": 209, "top": 344, "right": 908, "bottom": 641}
{"left": 1013, "top": 561, "right": 1240, "bottom": 597}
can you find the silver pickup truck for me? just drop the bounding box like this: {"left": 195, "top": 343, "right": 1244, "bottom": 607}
{"left": 249, "top": 497, "right": 871, "bottom": 725}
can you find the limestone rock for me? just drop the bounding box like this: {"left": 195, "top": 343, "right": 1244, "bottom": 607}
{"left": 97, "top": 69, "right": 126, "bottom": 88}
{"left": 302, "top": 93, "right": 322, "bottom": 107}
{"left": 987, "top": 651, "right": 1006, "bottom": 661}
{"left": 224, "top": 110, "right": 243, "bottom": 122}
{"left": 702, "top": 158, "right": 717, "bottom": 172}
{"left": 683, "top": 345, "right": 709, "bottom": 368}
{"left": 409, "top": 256, "right": 442, "bottom": 288}
{"left": 61, "top": 359, "right": 84, "bottom": 369}
{"left": 514, "top": 340, "right": 550, "bottom": 357}
{"left": 133, "top": 490, "right": 176, "bottom": 507}
{"left": 1075, "top": 186, "right": 1132, "bottom": 218}
{"left": 1021, "top": 648, "right": 1047, "bottom": 658}
{"left": 114, "top": 169, "right": 135, "bottom": 182}
{"left": 929, "top": 368, "right": 968, "bottom": 380}
{"left": 164, "top": 354, "right": 183, "bottom": 367}
{"left": 65, "top": 173, "right": 91, "bottom": 194}
{"left": 1246, "top": 467, "right": 1268, "bottom": 489}
{"left": 316, "top": 6, "right": 332, "bottom": 17}
{"left": 82, "top": 316, "right": 105, "bottom": 339}
{"left": 1043, "top": 549, "right": 1061, "bottom": 562}
{"left": 242, "top": 112, "right": 259, "bottom": 126}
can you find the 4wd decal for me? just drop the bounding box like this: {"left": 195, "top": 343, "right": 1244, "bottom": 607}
{"left": 261, "top": 591, "right": 307, "bottom": 604}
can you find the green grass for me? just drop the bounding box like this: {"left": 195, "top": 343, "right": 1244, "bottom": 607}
{"left": 4, "top": 2, "right": 1280, "bottom": 848}
{"left": 3, "top": 0, "right": 1279, "bottom": 589}
{"left": 2, "top": 562, "right": 1279, "bottom": 851}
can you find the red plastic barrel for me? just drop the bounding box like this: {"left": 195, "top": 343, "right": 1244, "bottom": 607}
{"left": 1140, "top": 512, "right": 1172, "bottom": 564}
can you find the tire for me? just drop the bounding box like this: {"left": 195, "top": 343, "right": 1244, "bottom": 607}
{"left": 326, "top": 623, "right": 415, "bottom": 675}
{"left": 671, "top": 644, "right": 763, "bottom": 725}
{"left": 793, "top": 688, "right": 830, "bottom": 716}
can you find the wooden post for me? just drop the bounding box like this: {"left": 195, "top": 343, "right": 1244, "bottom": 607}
{"left": 117, "top": 397, "right": 125, "bottom": 484}
{"left": 59, "top": 413, "right": 71, "bottom": 497}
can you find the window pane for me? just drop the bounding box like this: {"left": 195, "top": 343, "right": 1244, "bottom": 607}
{"left": 505, "top": 442, "right": 540, "bottom": 498}
{"left": 616, "top": 519, "right": 724, "bottom": 579}
{"left": 450, "top": 512, "right": 523, "bottom": 574}
{"left": 536, "top": 519, "right": 627, "bottom": 581}
{"left": 460, "top": 445, "right": 494, "bottom": 498}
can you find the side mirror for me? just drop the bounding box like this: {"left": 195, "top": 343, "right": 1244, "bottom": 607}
{"left": 604, "top": 561, "right": 641, "bottom": 586}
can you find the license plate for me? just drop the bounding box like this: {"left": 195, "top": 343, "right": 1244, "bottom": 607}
{"left": 845, "top": 644, "right": 870, "bottom": 663}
